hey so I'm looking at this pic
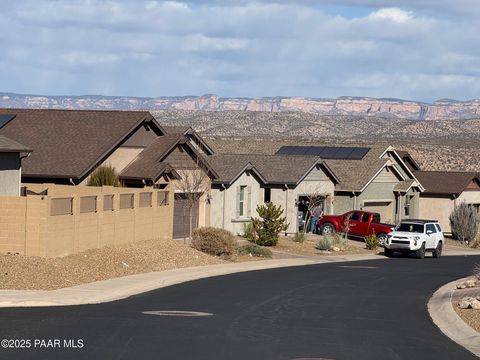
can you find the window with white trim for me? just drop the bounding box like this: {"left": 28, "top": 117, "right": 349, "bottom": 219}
{"left": 239, "top": 186, "right": 246, "bottom": 217}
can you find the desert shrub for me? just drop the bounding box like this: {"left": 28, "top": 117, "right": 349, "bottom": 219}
{"left": 449, "top": 203, "right": 479, "bottom": 244}
{"left": 237, "top": 244, "right": 272, "bottom": 258}
{"left": 251, "top": 203, "right": 289, "bottom": 246}
{"left": 470, "top": 236, "right": 480, "bottom": 249}
{"left": 316, "top": 234, "right": 345, "bottom": 251}
{"left": 292, "top": 231, "right": 306, "bottom": 243}
{"left": 243, "top": 222, "right": 256, "bottom": 241}
{"left": 365, "top": 234, "right": 379, "bottom": 250}
{"left": 191, "top": 227, "right": 236, "bottom": 258}
{"left": 87, "top": 164, "right": 121, "bottom": 187}
{"left": 316, "top": 236, "right": 334, "bottom": 251}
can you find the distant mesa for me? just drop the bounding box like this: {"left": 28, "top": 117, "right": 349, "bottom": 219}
{"left": 0, "top": 92, "right": 479, "bottom": 120}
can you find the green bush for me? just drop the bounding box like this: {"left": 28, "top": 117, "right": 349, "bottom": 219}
{"left": 316, "top": 234, "right": 346, "bottom": 251}
{"left": 449, "top": 203, "right": 479, "bottom": 244}
{"left": 237, "top": 244, "right": 272, "bottom": 258}
{"left": 251, "top": 203, "right": 289, "bottom": 246}
{"left": 365, "top": 234, "right": 379, "bottom": 250}
{"left": 191, "top": 227, "right": 236, "bottom": 258}
{"left": 292, "top": 231, "right": 306, "bottom": 243}
{"left": 243, "top": 222, "right": 256, "bottom": 241}
{"left": 87, "top": 164, "right": 121, "bottom": 187}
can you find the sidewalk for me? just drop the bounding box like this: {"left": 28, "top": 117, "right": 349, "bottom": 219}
{"left": 0, "top": 255, "right": 382, "bottom": 308}
{"left": 428, "top": 277, "right": 480, "bottom": 358}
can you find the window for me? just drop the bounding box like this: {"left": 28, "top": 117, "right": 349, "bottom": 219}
{"left": 103, "top": 195, "right": 114, "bottom": 211}
{"left": 435, "top": 223, "right": 442, "bottom": 233}
{"left": 264, "top": 188, "right": 271, "bottom": 203}
{"left": 361, "top": 213, "right": 369, "bottom": 222}
{"left": 404, "top": 195, "right": 413, "bottom": 217}
{"left": 120, "top": 194, "right": 134, "bottom": 209}
{"left": 350, "top": 212, "right": 360, "bottom": 221}
{"left": 157, "top": 191, "right": 169, "bottom": 206}
{"left": 396, "top": 223, "right": 424, "bottom": 233}
{"left": 426, "top": 224, "right": 437, "bottom": 233}
{"left": 80, "top": 196, "right": 97, "bottom": 213}
{"left": 239, "top": 186, "right": 246, "bottom": 217}
{"left": 372, "top": 213, "right": 381, "bottom": 224}
{"left": 50, "top": 198, "right": 73, "bottom": 216}
{"left": 139, "top": 192, "right": 152, "bottom": 208}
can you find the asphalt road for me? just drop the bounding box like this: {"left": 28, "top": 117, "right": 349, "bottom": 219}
{"left": 1, "top": 255, "right": 479, "bottom": 360}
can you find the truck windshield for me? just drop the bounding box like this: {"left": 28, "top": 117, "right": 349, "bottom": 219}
{"left": 395, "top": 223, "right": 424, "bottom": 233}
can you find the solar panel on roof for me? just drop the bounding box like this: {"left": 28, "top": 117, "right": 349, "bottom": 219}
{"left": 0, "top": 114, "right": 16, "bottom": 129}
{"left": 276, "top": 146, "right": 370, "bottom": 160}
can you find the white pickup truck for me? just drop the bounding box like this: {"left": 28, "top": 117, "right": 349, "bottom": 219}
{"left": 384, "top": 220, "right": 444, "bottom": 259}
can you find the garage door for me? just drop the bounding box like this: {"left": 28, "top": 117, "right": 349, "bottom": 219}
{"left": 362, "top": 201, "right": 393, "bottom": 224}
{"left": 173, "top": 193, "right": 199, "bottom": 239}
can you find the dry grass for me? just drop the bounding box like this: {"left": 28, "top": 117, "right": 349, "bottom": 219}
{"left": 0, "top": 239, "right": 225, "bottom": 290}
{"left": 275, "top": 236, "right": 380, "bottom": 256}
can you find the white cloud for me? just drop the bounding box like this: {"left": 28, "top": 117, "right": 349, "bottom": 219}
{"left": 0, "top": 0, "right": 478, "bottom": 101}
{"left": 368, "top": 7, "right": 414, "bottom": 23}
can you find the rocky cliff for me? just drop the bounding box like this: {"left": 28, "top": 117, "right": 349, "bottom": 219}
{"left": 1, "top": 93, "right": 479, "bottom": 120}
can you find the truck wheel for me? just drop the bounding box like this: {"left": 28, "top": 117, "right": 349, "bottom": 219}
{"left": 433, "top": 241, "right": 442, "bottom": 258}
{"left": 377, "top": 233, "right": 387, "bottom": 246}
{"left": 320, "top": 223, "right": 335, "bottom": 236}
{"left": 416, "top": 243, "right": 426, "bottom": 259}
{"left": 384, "top": 248, "right": 394, "bottom": 257}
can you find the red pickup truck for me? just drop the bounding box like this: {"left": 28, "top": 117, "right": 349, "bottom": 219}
{"left": 316, "top": 210, "right": 394, "bottom": 244}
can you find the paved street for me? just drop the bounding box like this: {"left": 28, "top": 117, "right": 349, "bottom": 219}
{"left": 0, "top": 255, "right": 479, "bottom": 360}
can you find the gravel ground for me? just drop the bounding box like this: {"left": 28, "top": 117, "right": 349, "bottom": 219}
{"left": 275, "top": 236, "right": 380, "bottom": 256}
{"left": 0, "top": 239, "right": 225, "bottom": 290}
{"left": 452, "top": 282, "right": 480, "bottom": 334}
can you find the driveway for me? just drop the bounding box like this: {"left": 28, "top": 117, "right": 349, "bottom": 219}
{"left": 0, "top": 255, "right": 479, "bottom": 360}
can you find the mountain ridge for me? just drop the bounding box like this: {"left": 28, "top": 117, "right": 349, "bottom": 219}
{"left": 1, "top": 92, "right": 480, "bottom": 120}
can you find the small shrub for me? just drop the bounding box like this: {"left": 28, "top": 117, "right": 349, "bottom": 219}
{"left": 251, "top": 203, "right": 289, "bottom": 246}
{"left": 449, "top": 203, "right": 479, "bottom": 244}
{"left": 293, "top": 231, "right": 306, "bottom": 243}
{"left": 87, "top": 164, "right": 121, "bottom": 187}
{"left": 316, "top": 236, "right": 334, "bottom": 251}
{"left": 243, "top": 222, "right": 256, "bottom": 241}
{"left": 365, "top": 234, "right": 379, "bottom": 250}
{"left": 316, "top": 234, "right": 345, "bottom": 251}
{"left": 191, "top": 227, "right": 236, "bottom": 258}
{"left": 237, "top": 244, "right": 272, "bottom": 258}
{"left": 470, "top": 236, "right": 480, "bottom": 249}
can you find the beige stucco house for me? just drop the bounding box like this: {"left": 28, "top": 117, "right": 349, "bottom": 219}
{"left": 0, "top": 135, "right": 31, "bottom": 196}
{"left": 415, "top": 171, "right": 480, "bottom": 233}
{"left": 207, "top": 154, "right": 338, "bottom": 235}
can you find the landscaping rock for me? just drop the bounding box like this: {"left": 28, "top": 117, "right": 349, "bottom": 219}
{"left": 332, "top": 246, "right": 340, "bottom": 252}
{"left": 456, "top": 279, "right": 477, "bottom": 289}
{"left": 458, "top": 297, "right": 480, "bottom": 310}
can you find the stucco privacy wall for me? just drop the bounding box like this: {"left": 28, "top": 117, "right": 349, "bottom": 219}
{"left": 0, "top": 184, "right": 173, "bottom": 257}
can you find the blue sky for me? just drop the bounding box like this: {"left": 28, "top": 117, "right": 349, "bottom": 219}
{"left": 1, "top": 0, "right": 479, "bottom": 102}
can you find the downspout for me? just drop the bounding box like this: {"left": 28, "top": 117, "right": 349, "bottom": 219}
{"left": 453, "top": 194, "right": 457, "bottom": 208}
{"left": 352, "top": 191, "right": 357, "bottom": 210}
{"left": 222, "top": 184, "right": 227, "bottom": 229}
{"left": 69, "top": 178, "right": 75, "bottom": 186}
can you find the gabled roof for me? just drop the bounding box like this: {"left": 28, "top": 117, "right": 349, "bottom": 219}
{"left": 393, "top": 179, "right": 417, "bottom": 193}
{"left": 414, "top": 171, "right": 480, "bottom": 196}
{"left": 208, "top": 154, "right": 338, "bottom": 186}
{"left": 0, "top": 135, "right": 32, "bottom": 153}
{"left": 158, "top": 125, "right": 214, "bottom": 155}
{"left": 119, "top": 134, "right": 185, "bottom": 182}
{"left": 396, "top": 150, "right": 421, "bottom": 171}
{"left": 0, "top": 108, "right": 156, "bottom": 181}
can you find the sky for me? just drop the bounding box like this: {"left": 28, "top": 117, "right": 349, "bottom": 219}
{"left": 1, "top": 0, "right": 479, "bottom": 102}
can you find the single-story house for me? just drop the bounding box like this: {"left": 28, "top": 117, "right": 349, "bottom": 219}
{"left": 415, "top": 170, "right": 480, "bottom": 233}
{"left": 276, "top": 145, "right": 425, "bottom": 224}
{"left": 207, "top": 154, "right": 339, "bottom": 234}
{"left": 0, "top": 134, "right": 32, "bottom": 196}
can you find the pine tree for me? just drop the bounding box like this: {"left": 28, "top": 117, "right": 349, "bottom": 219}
{"left": 251, "top": 202, "right": 289, "bottom": 246}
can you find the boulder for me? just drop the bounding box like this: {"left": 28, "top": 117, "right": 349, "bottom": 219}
{"left": 332, "top": 246, "right": 340, "bottom": 252}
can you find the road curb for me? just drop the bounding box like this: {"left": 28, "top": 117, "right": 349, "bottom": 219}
{"left": 428, "top": 276, "right": 480, "bottom": 358}
{"left": 0, "top": 254, "right": 387, "bottom": 308}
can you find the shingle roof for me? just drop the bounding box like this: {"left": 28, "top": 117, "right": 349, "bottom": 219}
{"left": 396, "top": 150, "right": 421, "bottom": 171}
{"left": 119, "top": 134, "right": 184, "bottom": 181}
{"left": 0, "top": 135, "right": 31, "bottom": 153}
{"left": 0, "top": 108, "right": 153, "bottom": 180}
{"left": 161, "top": 125, "right": 191, "bottom": 135}
{"left": 208, "top": 154, "right": 328, "bottom": 185}
{"left": 414, "top": 171, "right": 480, "bottom": 195}
{"left": 394, "top": 179, "right": 416, "bottom": 192}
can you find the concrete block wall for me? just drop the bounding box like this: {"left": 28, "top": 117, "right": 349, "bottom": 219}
{"left": 0, "top": 184, "right": 173, "bottom": 258}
